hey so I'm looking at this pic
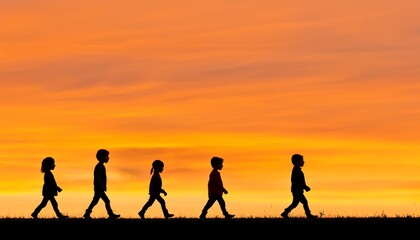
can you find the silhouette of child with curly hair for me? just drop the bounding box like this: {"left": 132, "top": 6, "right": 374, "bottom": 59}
{"left": 31, "top": 156, "right": 68, "bottom": 219}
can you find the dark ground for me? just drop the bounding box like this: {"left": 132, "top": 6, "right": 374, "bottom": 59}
{"left": 0, "top": 217, "right": 418, "bottom": 238}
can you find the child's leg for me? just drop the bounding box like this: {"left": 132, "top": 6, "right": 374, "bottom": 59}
{"left": 139, "top": 196, "right": 156, "bottom": 219}
{"left": 31, "top": 197, "right": 49, "bottom": 218}
{"left": 50, "top": 197, "right": 68, "bottom": 218}
{"left": 157, "top": 196, "right": 173, "bottom": 218}
{"left": 216, "top": 196, "right": 234, "bottom": 218}
{"left": 200, "top": 197, "right": 217, "bottom": 219}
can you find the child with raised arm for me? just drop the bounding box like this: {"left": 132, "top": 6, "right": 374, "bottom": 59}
{"left": 281, "top": 153, "right": 317, "bottom": 218}
{"left": 199, "top": 156, "right": 235, "bottom": 219}
{"left": 83, "top": 149, "right": 120, "bottom": 219}
{"left": 138, "top": 159, "right": 174, "bottom": 219}
{"left": 31, "top": 156, "right": 68, "bottom": 219}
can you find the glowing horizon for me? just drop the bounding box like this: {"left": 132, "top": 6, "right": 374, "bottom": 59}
{"left": 1, "top": 0, "right": 419, "bottom": 218}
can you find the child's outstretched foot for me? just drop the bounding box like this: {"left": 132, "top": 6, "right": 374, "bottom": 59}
{"left": 31, "top": 212, "right": 38, "bottom": 219}
{"left": 138, "top": 211, "right": 145, "bottom": 219}
{"left": 83, "top": 211, "right": 92, "bottom": 219}
{"left": 57, "top": 214, "right": 69, "bottom": 219}
{"left": 165, "top": 213, "right": 174, "bottom": 219}
{"left": 306, "top": 214, "right": 318, "bottom": 219}
{"left": 281, "top": 212, "right": 289, "bottom": 218}
{"left": 109, "top": 213, "right": 121, "bottom": 219}
{"left": 224, "top": 213, "right": 235, "bottom": 219}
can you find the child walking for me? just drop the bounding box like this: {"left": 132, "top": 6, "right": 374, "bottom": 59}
{"left": 83, "top": 149, "right": 120, "bottom": 219}
{"left": 31, "top": 156, "right": 68, "bottom": 219}
{"left": 281, "top": 153, "right": 317, "bottom": 218}
{"left": 199, "top": 156, "right": 235, "bottom": 219}
{"left": 138, "top": 159, "right": 174, "bottom": 219}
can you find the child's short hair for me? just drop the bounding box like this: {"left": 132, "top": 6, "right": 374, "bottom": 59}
{"left": 291, "top": 154, "right": 303, "bottom": 165}
{"left": 211, "top": 156, "right": 223, "bottom": 168}
{"left": 96, "top": 149, "right": 109, "bottom": 161}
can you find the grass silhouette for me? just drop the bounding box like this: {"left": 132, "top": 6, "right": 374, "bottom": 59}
{"left": 0, "top": 216, "right": 418, "bottom": 238}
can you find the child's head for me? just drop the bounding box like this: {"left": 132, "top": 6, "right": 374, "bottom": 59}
{"left": 41, "top": 156, "right": 55, "bottom": 173}
{"left": 291, "top": 153, "right": 304, "bottom": 166}
{"left": 151, "top": 159, "right": 164, "bottom": 174}
{"left": 96, "top": 149, "right": 110, "bottom": 163}
{"left": 210, "top": 156, "right": 224, "bottom": 170}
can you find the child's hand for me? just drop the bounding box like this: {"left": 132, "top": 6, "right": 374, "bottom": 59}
{"left": 305, "top": 186, "right": 311, "bottom": 192}
{"left": 163, "top": 190, "right": 167, "bottom": 196}
{"left": 57, "top": 187, "right": 62, "bottom": 192}
{"left": 223, "top": 190, "right": 228, "bottom": 194}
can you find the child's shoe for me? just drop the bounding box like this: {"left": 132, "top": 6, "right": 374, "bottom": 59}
{"left": 281, "top": 211, "right": 289, "bottom": 218}
{"left": 138, "top": 211, "right": 145, "bottom": 219}
{"left": 83, "top": 210, "right": 92, "bottom": 219}
{"left": 306, "top": 214, "right": 318, "bottom": 219}
{"left": 58, "top": 214, "right": 69, "bottom": 219}
{"left": 109, "top": 213, "right": 121, "bottom": 219}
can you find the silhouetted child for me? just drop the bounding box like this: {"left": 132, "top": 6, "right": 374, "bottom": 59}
{"left": 138, "top": 159, "right": 174, "bottom": 219}
{"left": 83, "top": 149, "right": 120, "bottom": 219}
{"left": 200, "top": 156, "right": 235, "bottom": 219}
{"left": 31, "top": 157, "right": 68, "bottom": 219}
{"left": 281, "top": 153, "right": 317, "bottom": 218}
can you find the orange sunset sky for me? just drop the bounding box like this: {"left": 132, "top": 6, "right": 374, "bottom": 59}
{"left": 1, "top": 0, "right": 420, "bottom": 219}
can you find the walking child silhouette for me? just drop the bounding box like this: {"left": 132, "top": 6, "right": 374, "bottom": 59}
{"left": 31, "top": 156, "right": 68, "bottom": 219}
{"left": 138, "top": 159, "right": 174, "bottom": 219}
{"left": 83, "top": 149, "right": 120, "bottom": 219}
{"left": 199, "top": 156, "right": 235, "bottom": 219}
{"left": 281, "top": 153, "right": 317, "bottom": 219}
